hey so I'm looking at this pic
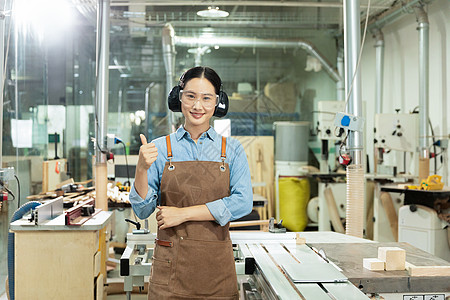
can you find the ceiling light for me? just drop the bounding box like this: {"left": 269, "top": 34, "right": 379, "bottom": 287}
{"left": 197, "top": 6, "right": 229, "bottom": 18}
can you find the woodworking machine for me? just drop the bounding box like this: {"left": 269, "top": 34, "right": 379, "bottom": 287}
{"left": 232, "top": 232, "right": 368, "bottom": 300}
{"left": 117, "top": 229, "right": 449, "bottom": 299}
{"left": 120, "top": 219, "right": 155, "bottom": 300}
{"left": 231, "top": 231, "right": 450, "bottom": 300}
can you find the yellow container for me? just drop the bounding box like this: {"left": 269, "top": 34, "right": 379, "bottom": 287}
{"left": 279, "top": 177, "right": 310, "bottom": 232}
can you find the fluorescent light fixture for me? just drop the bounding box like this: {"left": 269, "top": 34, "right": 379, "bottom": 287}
{"left": 14, "top": 0, "right": 74, "bottom": 38}
{"left": 197, "top": 6, "right": 229, "bottom": 18}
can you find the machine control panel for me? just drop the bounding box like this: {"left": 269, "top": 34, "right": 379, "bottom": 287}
{"left": 317, "top": 101, "right": 346, "bottom": 140}
{"left": 375, "top": 113, "right": 419, "bottom": 152}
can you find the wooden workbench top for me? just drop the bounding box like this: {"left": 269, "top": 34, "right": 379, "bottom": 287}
{"left": 10, "top": 210, "right": 113, "bottom": 231}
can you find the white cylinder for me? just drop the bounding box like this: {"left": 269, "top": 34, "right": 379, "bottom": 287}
{"left": 345, "top": 164, "right": 365, "bottom": 238}
{"left": 274, "top": 121, "right": 310, "bottom": 163}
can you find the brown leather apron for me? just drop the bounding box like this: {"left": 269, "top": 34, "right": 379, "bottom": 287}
{"left": 148, "top": 135, "right": 239, "bottom": 300}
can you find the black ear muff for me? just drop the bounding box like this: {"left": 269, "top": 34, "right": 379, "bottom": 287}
{"left": 213, "top": 90, "right": 229, "bottom": 118}
{"left": 168, "top": 85, "right": 182, "bottom": 112}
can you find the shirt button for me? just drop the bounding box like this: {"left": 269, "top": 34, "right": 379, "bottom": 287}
{"left": 199, "top": 142, "right": 202, "bottom": 144}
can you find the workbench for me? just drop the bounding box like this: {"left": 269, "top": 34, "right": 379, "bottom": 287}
{"left": 10, "top": 211, "right": 113, "bottom": 300}
{"left": 231, "top": 231, "right": 450, "bottom": 299}
{"left": 310, "top": 242, "right": 450, "bottom": 294}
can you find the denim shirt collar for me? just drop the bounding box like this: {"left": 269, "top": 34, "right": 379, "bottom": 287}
{"left": 175, "top": 125, "right": 217, "bottom": 142}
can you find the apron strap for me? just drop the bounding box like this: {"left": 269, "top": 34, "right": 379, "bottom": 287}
{"left": 166, "top": 135, "right": 173, "bottom": 159}
{"left": 166, "top": 135, "right": 175, "bottom": 171}
{"left": 221, "top": 136, "right": 227, "bottom": 160}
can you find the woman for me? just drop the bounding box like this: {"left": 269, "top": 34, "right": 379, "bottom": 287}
{"left": 129, "top": 66, "right": 253, "bottom": 299}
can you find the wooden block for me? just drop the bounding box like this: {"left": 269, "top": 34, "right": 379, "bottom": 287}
{"left": 363, "top": 258, "right": 385, "bottom": 271}
{"left": 405, "top": 262, "right": 450, "bottom": 276}
{"left": 296, "top": 233, "right": 306, "bottom": 245}
{"left": 378, "top": 247, "right": 406, "bottom": 271}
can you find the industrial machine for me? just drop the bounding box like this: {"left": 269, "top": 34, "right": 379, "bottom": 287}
{"left": 381, "top": 184, "right": 450, "bottom": 261}
{"left": 374, "top": 112, "right": 419, "bottom": 176}
{"left": 399, "top": 205, "right": 450, "bottom": 261}
{"left": 232, "top": 231, "right": 450, "bottom": 299}
{"left": 273, "top": 121, "right": 310, "bottom": 221}
{"left": 120, "top": 219, "right": 155, "bottom": 300}
{"left": 370, "top": 112, "right": 419, "bottom": 242}
{"left": 314, "top": 101, "right": 349, "bottom": 232}
{"left": 317, "top": 101, "right": 346, "bottom": 172}
{"left": 0, "top": 167, "right": 15, "bottom": 212}
{"left": 115, "top": 228, "right": 450, "bottom": 299}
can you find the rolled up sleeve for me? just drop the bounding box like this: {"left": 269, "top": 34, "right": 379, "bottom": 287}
{"left": 129, "top": 183, "right": 158, "bottom": 219}
{"left": 206, "top": 140, "right": 253, "bottom": 226}
{"left": 129, "top": 156, "right": 161, "bottom": 220}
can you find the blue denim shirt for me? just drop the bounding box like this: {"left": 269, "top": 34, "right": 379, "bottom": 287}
{"left": 129, "top": 126, "right": 253, "bottom": 226}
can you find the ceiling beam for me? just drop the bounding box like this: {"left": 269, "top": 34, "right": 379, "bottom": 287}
{"left": 110, "top": 1, "right": 389, "bottom": 9}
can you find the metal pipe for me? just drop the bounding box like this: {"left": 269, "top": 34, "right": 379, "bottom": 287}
{"left": 372, "top": 28, "right": 384, "bottom": 115}
{"left": 344, "top": 0, "right": 364, "bottom": 239}
{"left": 95, "top": 0, "right": 110, "bottom": 211}
{"left": 162, "top": 23, "right": 176, "bottom": 132}
{"left": 0, "top": 6, "right": 5, "bottom": 168}
{"left": 337, "top": 47, "right": 345, "bottom": 101}
{"left": 95, "top": 0, "right": 110, "bottom": 164}
{"left": 415, "top": 6, "right": 429, "bottom": 159}
{"left": 174, "top": 36, "right": 342, "bottom": 83}
{"left": 369, "top": 0, "right": 431, "bottom": 30}
{"left": 344, "top": 0, "right": 363, "bottom": 165}
{"left": 145, "top": 82, "right": 156, "bottom": 137}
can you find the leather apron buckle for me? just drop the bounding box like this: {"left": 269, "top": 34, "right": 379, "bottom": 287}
{"left": 156, "top": 238, "right": 173, "bottom": 247}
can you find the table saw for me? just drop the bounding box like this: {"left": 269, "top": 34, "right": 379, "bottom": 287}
{"left": 120, "top": 231, "right": 450, "bottom": 299}
{"left": 231, "top": 231, "right": 450, "bottom": 300}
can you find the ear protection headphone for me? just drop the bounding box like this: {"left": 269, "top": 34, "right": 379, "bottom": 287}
{"left": 168, "top": 73, "right": 229, "bottom": 118}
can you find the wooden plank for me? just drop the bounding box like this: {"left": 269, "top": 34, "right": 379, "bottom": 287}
{"left": 405, "top": 261, "right": 450, "bottom": 276}
{"left": 234, "top": 136, "right": 274, "bottom": 219}
{"left": 380, "top": 192, "right": 398, "bottom": 241}
{"left": 324, "top": 187, "right": 345, "bottom": 233}
{"left": 230, "top": 219, "right": 270, "bottom": 228}
{"left": 42, "top": 159, "right": 68, "bottom": 192}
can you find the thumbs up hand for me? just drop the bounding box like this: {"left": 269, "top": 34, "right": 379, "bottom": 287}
{"left": 137, "top": 134, "right": 158, "bottom": 171}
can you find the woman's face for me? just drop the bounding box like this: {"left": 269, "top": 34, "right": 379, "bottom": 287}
{"left": 181, "top": 77, "right": 217, "bottom": 131}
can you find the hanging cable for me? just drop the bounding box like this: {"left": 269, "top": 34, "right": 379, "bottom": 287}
{"left": 117, "top": 140, "right": 131, "bottom": 186}
{"left": 14, "top": 174, "right": 20, "bottom": 209}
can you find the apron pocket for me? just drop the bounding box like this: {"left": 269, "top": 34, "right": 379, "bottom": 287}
{"left": 150, "top": 256, "right": 172, "bottom": 285}
{"left": 174, "top": 237, "right": 237, "bottom": 296}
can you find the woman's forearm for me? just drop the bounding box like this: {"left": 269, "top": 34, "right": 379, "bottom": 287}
{"left": 184, "top": 205, "right": 215, "bottom": 222}
{"left": 134, "top": 167, "right": 149, "bottom": 199}
{"left": 156, "top": 204, "right": 215, "bottom": 229}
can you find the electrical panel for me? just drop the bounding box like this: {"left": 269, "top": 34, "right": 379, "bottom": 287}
{"left": 317, "top": 101, "right": 345, "bottom": 140}
{"left": 334, "top": 112, "right": 365, "bottom": 132}
{"left": 374, "top": 113, "right": 419, "bottom": 152}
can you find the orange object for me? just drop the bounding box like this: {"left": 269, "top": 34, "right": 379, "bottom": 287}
{"left": 55, "top": 161, "right": 60, "bottom": 174}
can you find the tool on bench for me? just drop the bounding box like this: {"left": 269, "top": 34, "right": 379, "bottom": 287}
{"left": 65, "top": 199, "right": 101, "bottom": 225}
{"left": 269, "top": 217, "right": 286, "bottom": 233}
{"left": 27, "top": 197, "right": 64, "bottom": 225}
{"left": 121, "top": 218, "right": 155, "bottom": 300}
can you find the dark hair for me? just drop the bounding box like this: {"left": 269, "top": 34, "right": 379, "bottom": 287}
{"left": 179, "top": 66, "right": 221, "bottom": 94}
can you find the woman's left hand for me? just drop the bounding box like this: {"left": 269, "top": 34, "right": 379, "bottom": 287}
{"left": 156, "top": 206, "right": 187, "bottom": 230}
